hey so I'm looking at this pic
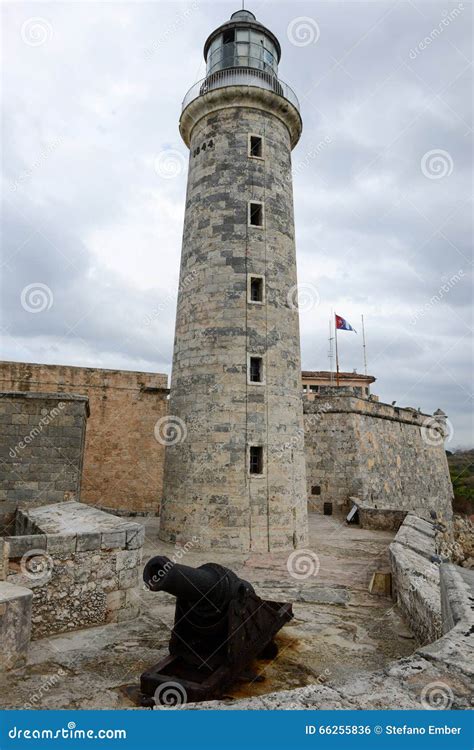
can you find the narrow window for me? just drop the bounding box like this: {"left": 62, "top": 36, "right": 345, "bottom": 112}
{"left": 249, "top": 134, "right": 263, "bottom": 158}
{"left": 249, "top": 356, "right": 263, "bottom": 383}
{"left": 249, "top": 201, "right": 264, "bottom": 227}
{"left": 311, "top": 485, "right": 321, "bottom": 496}
{"left": 249, "top": 446, "right": 263, "bottom": 475}
{"left": 249, "top": 275, "right": 264, "bottom": 303}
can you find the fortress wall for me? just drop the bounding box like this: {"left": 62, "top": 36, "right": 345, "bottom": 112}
{"left": 0, "top": 362, "right": 168, "bottom": 515}
{"left": 0, "top": 392, "right": 88, "bottom": 533}
{"left": 304, "top": 395, "right": 453, "bottom": 522}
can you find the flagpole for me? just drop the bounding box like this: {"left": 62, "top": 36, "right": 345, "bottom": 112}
{"left": 361, "top": 314, "right": 368, "bottom": 376}
{"left": 335, "top": 314, "right": 340, "bottom": 386}
{"left": 329, "top": 314, "right": 334, "bottom": 383}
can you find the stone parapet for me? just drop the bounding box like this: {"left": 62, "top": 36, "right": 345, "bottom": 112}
{"left": 5, "top": 501, "right": 143, "bottom": 637}
{"left": 0, "top": 581, "right": 32, "bottom": 670}
{"left": 0, "top": 391, "right": 89, "bottom": 533}
{"left": 389, "top": 514, "right": 442, "bottom": 645}
{"left": 0, "top": 362, "right": 168, "bottom": 514}
{"left": 304, "top": 394, "right": 453, "bottom": 520}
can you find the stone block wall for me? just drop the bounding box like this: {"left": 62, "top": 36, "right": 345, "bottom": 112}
{"left": 0, "top": 392, "right": 88, "bottom": 534}
{"left": 0, "top": 581, "right": 32, "bottom": 670}
{"left": 389, "top": 514, "right": 442, "bottom": 645}
{"left": 161, "top": 95, "right": 307, "bottom": 552}
{"left": 304, "top": 395, "right": 453, "bottom": 521}
{"left": 0, "top": 361, "right": 168, "bottom": 514}
{"left": 5, "top": 501, "right": 144, "bottom": 638}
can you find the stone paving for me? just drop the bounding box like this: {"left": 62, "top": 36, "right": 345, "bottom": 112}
{"left": 0, "top": 513, "right": 418, "bottom": 709}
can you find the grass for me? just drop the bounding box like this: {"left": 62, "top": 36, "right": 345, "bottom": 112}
{"left": 447, "top": 449, "right": 474, "bottom": 516}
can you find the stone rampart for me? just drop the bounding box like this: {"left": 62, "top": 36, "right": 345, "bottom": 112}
{"left": 304, "top": 395, "right": 453, "bottom": 521}
{"left": 0, "top": 361, "right": 168, "bottom": 514}
{"left": 0, "top": 392, "right": 88, "bottom": 533}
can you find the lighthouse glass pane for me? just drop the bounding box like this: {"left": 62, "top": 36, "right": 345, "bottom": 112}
{"left": 210, "top": 36, "right": 220, "bottom": 53}
{"left": 236, "top": 30, "right": 249, "bottom": 41}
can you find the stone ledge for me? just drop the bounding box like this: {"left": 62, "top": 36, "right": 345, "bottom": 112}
{"left": 13, "top": 501, "right": 144, "bottom": 552}
{"left": 417, "top": 563, "right": 474, "bottom": 681}
{"left": 0, "top": 391, "right": 90, "bottom": 417}
{"left": 4, "top": 502, "right": 144, "bottom": 638}
{"left": 389, "top": 515, "right": 443, "bottom": 645}
{"left": 0, "top": 582, "right": 32, "bottom": 670}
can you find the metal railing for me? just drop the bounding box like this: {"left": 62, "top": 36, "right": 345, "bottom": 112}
{"left": 181, "top": 67, "right": 300, "bottom": 113}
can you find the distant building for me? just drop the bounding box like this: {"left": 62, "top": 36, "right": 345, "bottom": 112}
{"left": 302, "top": 371, "right": 376, "bottom": 400}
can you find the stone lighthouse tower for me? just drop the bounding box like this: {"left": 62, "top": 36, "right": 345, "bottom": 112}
{"left": 160, "top": 9, "right": 308, "bottom": 552}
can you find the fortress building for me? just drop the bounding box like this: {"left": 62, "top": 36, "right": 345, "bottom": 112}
{"left": 302, "top": 371, "right": 376, "bottom": 400}
{"left": 159, "top": 10, "right": 308, "bottom": 551}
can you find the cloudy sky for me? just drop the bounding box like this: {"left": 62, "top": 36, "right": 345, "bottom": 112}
{"left": 1, "top": 0, "right": 472, "bottom": 445}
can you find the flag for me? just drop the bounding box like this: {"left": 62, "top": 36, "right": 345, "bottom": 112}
{"left": 335, "top": 314, "right": 357, "bottom": 333}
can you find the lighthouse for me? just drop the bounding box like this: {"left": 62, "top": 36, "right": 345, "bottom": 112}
{"left": 159, "top": 9, "right": 308, "bottom": 552}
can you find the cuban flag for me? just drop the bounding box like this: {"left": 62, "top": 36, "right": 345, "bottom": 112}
{"left": 335, "top": 313, "right": 357, "bottom": 333}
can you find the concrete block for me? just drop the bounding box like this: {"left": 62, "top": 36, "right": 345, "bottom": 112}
{"left": 0, "top": 582, "right": 32, "bottom": 670}
{"left": 118, "top": 566, "right": 139, "bottom": 590}
{"left": 101, "top": 531, "right": 127, "bottom": 550}
{"left": 5, "top": 535, "right": 47, "bottom": 558}
{"left": 116, "top": 549, "right": 141, "bottom": 572}
{"left": 126, "top": 526, "right": 145, "bottom": 550}
{"left": 76, "top": 533, "right": 101, "bottom": 552}
{"left": 369, "top": 571, "right": 392, "bottom": 596}
{"left": 46, "top": 534, "right": 76, "bottom": 557}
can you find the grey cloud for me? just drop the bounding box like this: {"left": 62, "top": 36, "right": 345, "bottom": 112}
{"left": 1, "top": 1, "right": 472, "bottom": 443}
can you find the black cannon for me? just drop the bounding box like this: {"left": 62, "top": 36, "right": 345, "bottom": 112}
{"left": 139, "top": 555, "right": 293, "bottom": 705}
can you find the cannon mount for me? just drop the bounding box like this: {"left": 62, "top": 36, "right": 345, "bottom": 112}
{"left": 139, "top": 556, "right": 293, "bottom": 705}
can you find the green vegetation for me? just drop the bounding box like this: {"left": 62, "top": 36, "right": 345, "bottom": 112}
{"left": 447, "top": 449, "right": 474, "bottom": 515}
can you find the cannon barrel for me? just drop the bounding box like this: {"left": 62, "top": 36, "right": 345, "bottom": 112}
{"left": 140, "top": 556, "right": 293, "bottom": 704}
{"left": 143, "top": 555, "right": 221, "bottom": 602}
{"left": 143, "top": 556, "right": 254, "bottom": 620}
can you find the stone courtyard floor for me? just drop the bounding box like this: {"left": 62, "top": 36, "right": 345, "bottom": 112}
{"left": 0, "top": 513, "right": 418, "bottom": 709}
